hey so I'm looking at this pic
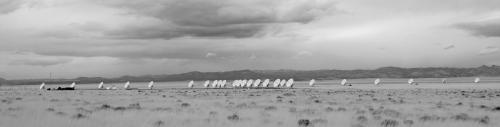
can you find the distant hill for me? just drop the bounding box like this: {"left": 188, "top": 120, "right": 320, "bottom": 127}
{"left": 4, "top": 65, "right": 500, "bottom": 85}
{"left": 0, "top": 77, "right": 7, "bottom": 85}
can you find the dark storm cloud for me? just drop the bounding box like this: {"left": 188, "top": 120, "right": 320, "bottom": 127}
{"left": 0, "top": 0, "right": 22, "bottom": 14}
{"left": 106, "top": 23, "right": 265, "bottom": 39}
{"left": 455, "top": 20, "right": 500, "bottom": 37}
{"left": 98, "top": 0, "right": 336, "bottom": 39}
{"left": 28, "top": 40, "right": 295, "bottom": 60}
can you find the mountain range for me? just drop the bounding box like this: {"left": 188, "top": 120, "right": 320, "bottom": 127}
{"left": 1, "top": 65, "right": 500, "bottom": 85}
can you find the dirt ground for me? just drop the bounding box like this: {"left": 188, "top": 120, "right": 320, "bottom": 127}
{"left": 1, "top": 85, "right": 500, "bottom": 127}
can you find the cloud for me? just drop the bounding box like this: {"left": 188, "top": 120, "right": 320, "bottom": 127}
{"left": 9, "top": 58, "right": 72, "bottom": 66}
{"left": 478, "top": 46, "right": 499, "bottom": 55}
{"left": 205, "top": 52, "right": 217, "bottom": 58}
{"left": 455, "top": 15, "right": 500, "bottom": 37}
{"left": 33, "top": 42, "right": 212, "bottom": 59}
{"left": 443, "top": 44, "right": 455, "bottom": 50}
{"left": 249, "top": 54, "right": 257, "bottom": 59}
{"left": 0, "top": 0, "right": 23, "bottom": 14}
{"left": 2, "top": 51, "right": 73, "bottom": 67}
{"left": 98, "top": 0, "right": 337, "bottom": 39}
{"left": 293, "top": 50, "right": 313, "bottom": 59}
{"left": 298, "top": 51, "right": 313, "bottom": 56}
{"left": 106, "top": 22, "right": 266, "bottom": 39}
{"left": 20, "top": 37, "right": 300, "bottom": 61}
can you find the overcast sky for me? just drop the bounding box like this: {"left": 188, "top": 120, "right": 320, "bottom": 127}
{"left": 1, "top": 0, "right": 500, "bottom": 79}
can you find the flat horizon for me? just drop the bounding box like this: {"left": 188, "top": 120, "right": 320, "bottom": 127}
{"left": 4, "top": 65, "right": 499, "bottom": 81}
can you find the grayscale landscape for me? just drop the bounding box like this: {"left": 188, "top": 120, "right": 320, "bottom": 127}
{"left": 2, "top": 79, "right": 500, "bottom": 127}
{"left": 1, "top": 0, "right": 500, "bottom": 127}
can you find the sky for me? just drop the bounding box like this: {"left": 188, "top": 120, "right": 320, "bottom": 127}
{"left": 1, "top": 0, "right": 500, "bottom": 79}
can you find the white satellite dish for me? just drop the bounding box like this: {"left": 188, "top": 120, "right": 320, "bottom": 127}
{"left": 441, "top": 78, "right": 447, "bottom": 84}
{"left": 262, "top": 79, "right": 270, "bottom": 87}
{"left": 309, "top": 79, "right": 315, "bottom": 87}
{"left": 340, "top": 79, "right": 347, "bottom": 86}
{"left": 148, "top": 81, "right": 154, "bottom": 89}
{"left": 40, "top": 82, "right": 46, "bottom": 90}
{"left": 231, "top": 80, "right": 237, "bottom": 87}
{"left": 211, "top": 80, "right": 218, "bottom": 88}
{"left": 408, "top": 78, "right": 414, "bottom": 85}
{"left": 233, "top": 80, "right": 238, "bottom": 87}
{"left": 218, "top": 80, "right": 222, "bottom": 87}
{"left": 188, "top": 80, "right": 194, "bottom": 88}
{"left": 474, "top": 77, "right": 480, "bottom": 83}
{"left": 242, "top": 80, "right": 248, "bottom": 87}
{"left": 221, "top": 80, "right": 227, "bottom": 88}
{"left": 253, "top": 79, "right": 261, "bottom": 87}
{"left": 273, "top": 79, "right": 281, "bottom": 87}
{"left": 217, "top": 80, "right": 222, "bottom": 87}
{"left": 246, "top": 79, "right": 254, "bottom": 88}
{"left": 217, "top": 80, "right": 222, "bottom": 88}
{"left": 203, "top": 80, "right": 210, "bottom": 88}
{"left": 240, "top": 80, "right": 245, "bottom": 87}
{"left": 285, "top": 78, "right": 294, "bottom": 88}
{"left": 279, "top": 79, "right": 286, "bottom": 87}
{"left": 124, "top": 81, "right": 130, "bottom": 89}
{"left": 98, "top": 82, "right": 104, "bottom": 89}
{"left": 236, "top": 80, "right": 242, "bottom": 87}
{"left": 241, "top": 80, "right": 248, "bottom": 88}
{"left": 70, "top": 82, "right": 76, "bottom": 88}
{"left": 374, "top": 78, "right": 381, "bottom": 85}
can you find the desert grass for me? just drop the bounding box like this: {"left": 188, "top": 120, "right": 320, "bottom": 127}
{"left": 0, "top": 86, "right": 499, "bottom": 127}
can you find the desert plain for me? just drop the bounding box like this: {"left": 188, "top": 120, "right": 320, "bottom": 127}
{"left": 1, "top": 80, "right": 500, "bottom": 127}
